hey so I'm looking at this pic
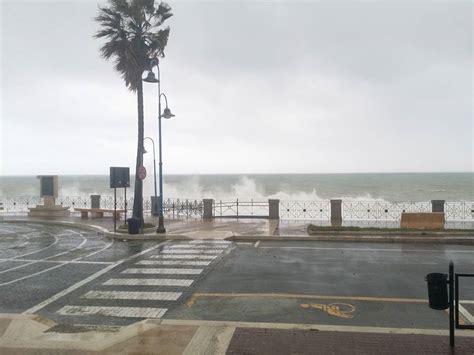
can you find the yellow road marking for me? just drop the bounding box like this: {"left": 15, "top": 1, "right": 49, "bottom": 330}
{"left": 301, "top": 303, "right": 356, "bottom": 319}
{"left": 186, "top": 292, "right": 428, "bottom": 307}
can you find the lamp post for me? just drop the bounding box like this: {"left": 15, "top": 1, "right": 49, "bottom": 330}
{"left": 143, "top": 137, "right": 158, "bottom": 216}
{"left": 143, "top": 58, "right": 175, "bottom": 233}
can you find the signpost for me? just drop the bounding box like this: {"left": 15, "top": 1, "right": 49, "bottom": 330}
{"left": 110, "top": 167, "right": 130, "bottom": 232}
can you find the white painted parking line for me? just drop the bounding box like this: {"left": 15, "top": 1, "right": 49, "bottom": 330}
{"left": 82, "top": 290, "right": 182, "bottom": 301}
{"left": 123, "top": 268, "right": 203, "bottom": 275}
{"left": 137, "top": 260, "right": 211, "bottom": 266}
{"left": 57, "top": 305, "right": 167, "bottom": 318}
{"left": 458, "top": 304, "right": 474, "bottom": 324}
{"left": 162, "top": 249, "right": 223, "bottom": 254}
{"left": 104, "top": 278, "right": 193, "bottom": 287}
{"left": 170, "top": 245, "right": 227, "bottom": 249}
{"left": 150, "top": 254, "right": 217, "bottom": 260}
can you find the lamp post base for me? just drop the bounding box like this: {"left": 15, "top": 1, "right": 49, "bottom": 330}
{"left": 156, "top": 216, "right": 166, "bottom": 234}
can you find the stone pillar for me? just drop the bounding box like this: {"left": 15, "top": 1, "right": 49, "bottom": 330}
{"left": 431, "top": 200, "right": 445, "bottom": 213}
{"left": 268, "top": 199, "right": 280, "bottom": 219}
{"left": 151, "top": 196, "right": 159, "bottom": 216}
{"left": 91, "top": 195, "right": 101, "bottom": 209}
{"left": 330, "top": 199, "right": 342, "bottom": 227}
{"left": 203, "top": 199, "right": 214, "bottom": 219}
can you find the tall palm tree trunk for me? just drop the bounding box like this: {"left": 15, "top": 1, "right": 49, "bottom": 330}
{"left": 132, "top": 79, "right": 145, "bottom": 226}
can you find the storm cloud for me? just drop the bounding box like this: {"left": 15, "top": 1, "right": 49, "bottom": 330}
{"left": 1, "top": 0, "right": 472, "bottom": 174}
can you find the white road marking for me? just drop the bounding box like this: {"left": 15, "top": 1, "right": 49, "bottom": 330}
{"left": 13, "top": 241, "right": 29, "bottom": 248}
{"left": 458, "top": 303, "right": 474, "bottom": 323}
{"left": 170, "top": 245, "right": 227, "bottom": 249}
{"left": 1, "top": 234, "right": 114, "bottom": 284}
{"left": 78, "top": 241, "right": 114, "bottom": 260}
{"left": 57, "top": 305, "right": 167, "bottom": 318}
{"left": 189, "top": 240, "right": 230, "bottom": 244}
{"left": 103, "top": 278, "right": 193, "bottom": 287}
{"left": 23, "top": 241, "right": 171, "bottom": 314}
{"left": 0, "top": 233, "right": 88, "bottom": 274}
{"left": 136, "top": 260, "right": 211, "bottom": 266}
{"left": 0, "top": 228, "right": 16, "bottom": 234}
{"left": 123, "top": 268, "right": 202, "bottom": 275}
{"left": 260, "top": 246, "right": 474, "bottom": 253}
{"left": 82, "top": 290, "right": 182, "bottom": 301}
{"left": 0, "top": 258, "right": 113, "bottom": 265}
{"left": 0, "top": 233, "right": 59, "bottom": 262}
{"left": 150, "top": 254, "right": 217, "bottom": 260}
{"left": 254, "top": 241, "right": 261, "bottom": 248}
{"left": 162, "top": 249, "right": 223, "bottom": 254}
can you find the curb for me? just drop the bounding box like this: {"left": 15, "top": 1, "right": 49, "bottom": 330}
{"left": 306, "top": 230, "right": 474, "bottom": 236}
{"left": 0, "top": 218, "right": 191, "bottom": 241}
{"left": 227, "top": 234, "right": 474, "bottom": 245}
{"left": 104, "top": 230, "right": 190, "bottom": 241}
{"left": 2, "top": 219, "right": 473, "bottom": 244}
{"left": 0, "top": 218, "right": 110, "bottom": 234}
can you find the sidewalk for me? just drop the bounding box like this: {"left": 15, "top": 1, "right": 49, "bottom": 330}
{"left": 2, "top": 215, "right": 473, "bottom": 244}
{"left": 1, "top": 315, "right": 473, "bottom": 354}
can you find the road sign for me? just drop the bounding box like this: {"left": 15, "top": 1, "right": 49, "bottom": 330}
{"left": 137, "top": 166, "right": 147, "bottom": 180}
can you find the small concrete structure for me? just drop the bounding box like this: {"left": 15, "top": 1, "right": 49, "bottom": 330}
{"left": 330, "top": 199, "right": 342, "bottom": 227}
{"left": 268, "top": 199, "right": 280, "bottom": 219}
{"left": 400, "top": 212, "right": 445, "bottom": 229}
{"left": 28, "top": 175, "right": 70, "bottom": 217}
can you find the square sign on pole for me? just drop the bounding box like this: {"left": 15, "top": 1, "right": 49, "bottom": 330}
{"left": 110, "top": 167, "right": 130, "bottom": 188}
{"left": 110, "top": 167, "right": 130, "bottom": 232}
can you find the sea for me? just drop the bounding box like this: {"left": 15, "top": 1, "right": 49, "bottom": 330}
{"left": 0, "top": 173, "right": 473, "bottom": 202}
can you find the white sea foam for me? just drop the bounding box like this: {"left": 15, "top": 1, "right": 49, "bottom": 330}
{"left": 0, "top": 173, "right": 471, "bottom": 202}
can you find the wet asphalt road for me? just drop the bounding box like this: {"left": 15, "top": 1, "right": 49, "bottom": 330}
{"left": 1, "top": 222, "right": 473, "bottom": 330}
{"left": 167, "top": 240, "right": 474, "bottom": 329}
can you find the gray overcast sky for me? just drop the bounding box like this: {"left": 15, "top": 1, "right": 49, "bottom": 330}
{"left": 0, "top": 0, "right": 472, "bottom": 175}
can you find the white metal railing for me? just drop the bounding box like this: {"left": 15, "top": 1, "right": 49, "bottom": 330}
{"left": 342, "top": 201, "right": 431, "bottom": 221}
{"left": 213, "top": 199, "right": 268, "bottom": 217}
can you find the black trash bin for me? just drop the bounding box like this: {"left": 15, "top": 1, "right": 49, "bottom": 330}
{"left": 127, "top": 217, "right": 140, "bottom": 235}
{"left": 426, "top": 273, "right": 449, "bottom": 310}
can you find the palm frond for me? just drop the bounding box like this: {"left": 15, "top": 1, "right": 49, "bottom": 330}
{"left": 94, "top": 0, "right": 173, "bottom": 91}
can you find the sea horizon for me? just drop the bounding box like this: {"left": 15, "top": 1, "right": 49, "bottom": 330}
{"left": 1, "top": 172, "right": 473, "bottom": 202}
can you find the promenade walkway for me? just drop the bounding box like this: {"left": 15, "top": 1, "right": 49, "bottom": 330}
{"left": 1, "top": 315, "right": 474, "bottom": 354}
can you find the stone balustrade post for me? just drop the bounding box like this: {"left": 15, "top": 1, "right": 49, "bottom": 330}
{"left": 268, "top": 199, "right": 280, "bottom": 219}
{"left": 330, "top": 199, "right": 342, "bottom": 227}
{"left": 203, "top": 199, "right": 214, "bottom": 219}
{"left": 431, "top": 200, "right": 445, "bottom": 213}
{"left": 91, "top": 195, "right": 101, "bottom": 209}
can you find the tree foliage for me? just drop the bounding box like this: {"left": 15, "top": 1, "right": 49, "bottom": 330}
{"left": 95, "top": 0, "right": 172, "bottom": 91}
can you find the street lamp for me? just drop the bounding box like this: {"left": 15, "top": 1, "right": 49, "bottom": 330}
{"left": 143, "top": 137, "right": 158, "bottom": 216}
{"left": 143, "top": 58, "right": 175, "bottom": 233}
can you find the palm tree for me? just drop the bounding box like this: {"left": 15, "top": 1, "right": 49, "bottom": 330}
{"left": 95, "top": 0, "right": 172, "bottom": 227}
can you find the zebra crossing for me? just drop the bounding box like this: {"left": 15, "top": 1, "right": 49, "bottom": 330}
{"left": 55, "top": 240, "right": 231, "bottom": 321}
